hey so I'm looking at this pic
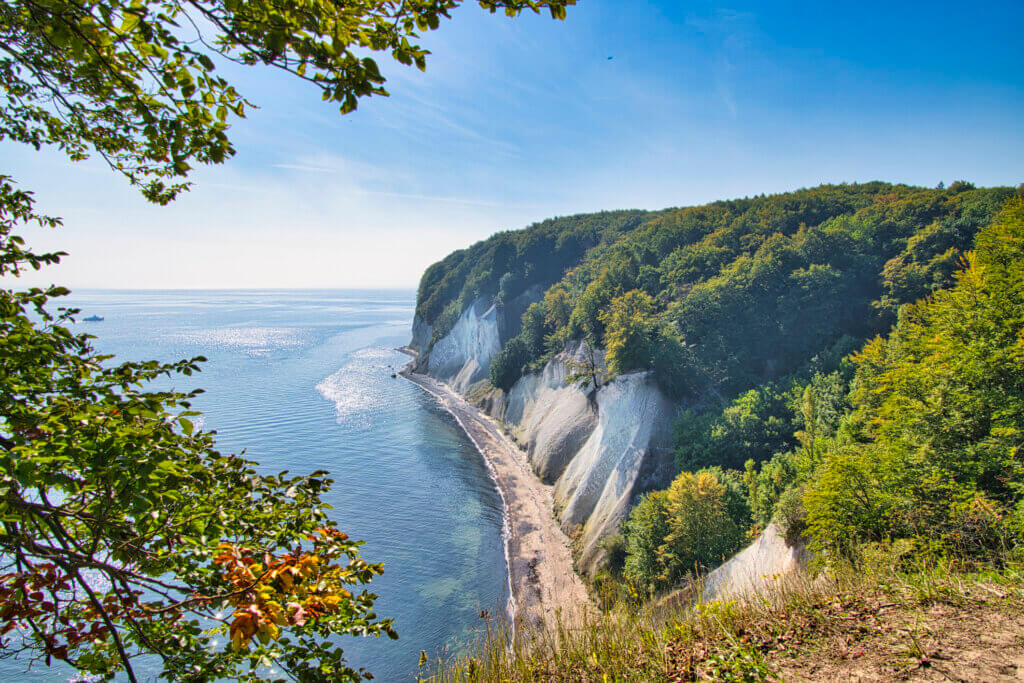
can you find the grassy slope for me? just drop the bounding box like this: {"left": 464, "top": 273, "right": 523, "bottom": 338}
{"left": 427, "top": 552, "right": 1024, "bottom": 681}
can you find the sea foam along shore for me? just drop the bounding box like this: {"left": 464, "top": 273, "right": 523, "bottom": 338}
{"left": 398, "top": 360, "right": 592, "bottom": 634}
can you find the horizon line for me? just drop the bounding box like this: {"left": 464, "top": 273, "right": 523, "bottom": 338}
{"left": 57, "top": 286, "right": 420, "bottom": 292}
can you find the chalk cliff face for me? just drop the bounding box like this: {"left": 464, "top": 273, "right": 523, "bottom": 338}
{"left": 501, "top": 342, "right": 599, "bottom": 483}
{"left": 425, "top": 299, "right": 501, "bottom": 394}
{"left": 701, "top": 523, "right": 809, "bottom": 601}
{"left": 410, "top": 314, "right": 433, "bottom": 353}
{"left": 414, "top": 306, "right": 676, "bottom": 574}
{"left": 551, "top": 369, "right": 675, "bottom": 574}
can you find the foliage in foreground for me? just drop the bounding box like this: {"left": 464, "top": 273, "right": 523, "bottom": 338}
{"left": 0, "top": 181, "right": 396, "bottom": 680}
{"left": 3, "top": 0, "right": 579, "bottom": 678}
{"left": 1, "top": 0, "right": 576, "bottom": 202}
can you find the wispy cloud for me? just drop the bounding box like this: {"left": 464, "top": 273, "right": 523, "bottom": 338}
{"left": 359, "top": 189, "right": 535, "bottom": 209}
{"left": 371, "top": 87, "right": 523, "bottom": 156}
{"left": 714, "top": 56, "right": 738, "bottom": 120}
{"left": 272, "top": 163, "right": 337, "bottom": 174}
{"left": 686, "top": 9, "right": 757, "bottom": 120}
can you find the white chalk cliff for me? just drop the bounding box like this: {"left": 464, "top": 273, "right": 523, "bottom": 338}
{"left": 414, "top": 299, "right": 677, "bottom": 574}
{"left": 425, "top": 299, "right": 501, "bottom": 394}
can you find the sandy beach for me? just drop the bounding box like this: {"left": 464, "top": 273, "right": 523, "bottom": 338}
{"left": 400, "top": 368, "right": 593, "bottom": 633}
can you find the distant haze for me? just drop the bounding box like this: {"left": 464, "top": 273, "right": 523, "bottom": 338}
{"left": 4, "top": 0, "right": 1023, "bottom": 289}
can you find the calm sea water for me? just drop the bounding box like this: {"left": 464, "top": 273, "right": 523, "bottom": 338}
{"left": 6, "top": 289, "right": 508, "bottom": 682}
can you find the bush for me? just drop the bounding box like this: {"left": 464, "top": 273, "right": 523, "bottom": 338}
{"left": 744, "top": 452, "right": 798, "bottom": 530}
{"left": 600, "top": 532, "right": 628, "bottom": 574}
{"left": 774, "top": 485, "right": 808, "bottom": 545}
{"left": 622, "top": 491, "right": 671, "bottom": 593}
{"left": 659, "top": 470, "right": 746, "bottom": 585}
{"left": 489, "top": 336, "right": 531, "bottom": 392}
{"left": 702, "top": 465, "right": 752, "bottom": 532}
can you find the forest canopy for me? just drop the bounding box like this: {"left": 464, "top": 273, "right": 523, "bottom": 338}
{"left": 615, "top": 197, "right": 1024, "bottom": 594}
{"left": 417, "top": 182, "right": 1015, "bottom": 399}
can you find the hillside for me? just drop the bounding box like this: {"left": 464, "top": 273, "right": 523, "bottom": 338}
{"left": 410, "top": 181, "right": 1019, "bottom": 577}
{"left": 413, "top": 209, "right": 665, "bottom": 351}
{"left": 430, "top": 550, "right": 1024, "bottom": 681}
{"left": 414, "top": 189, "right": 1024, "bottom": 681}
{"left": 420, "top": 182, "right": 1011, "bottom": 396}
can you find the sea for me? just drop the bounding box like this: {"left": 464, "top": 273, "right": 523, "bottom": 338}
{"left": 4, "top": 289, "right": 509, "bottom": 682}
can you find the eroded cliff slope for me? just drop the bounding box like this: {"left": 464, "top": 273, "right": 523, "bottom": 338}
{"left": 411, "top": 298, "right": 677, "bottom": 574}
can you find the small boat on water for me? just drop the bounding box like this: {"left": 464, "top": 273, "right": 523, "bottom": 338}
{"left": 83, "top": 315, "right": 104, "bottom": 322}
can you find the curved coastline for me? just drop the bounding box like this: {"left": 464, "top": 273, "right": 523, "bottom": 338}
{"left": 398, "top": 361, "right": 592, "bottom": 633}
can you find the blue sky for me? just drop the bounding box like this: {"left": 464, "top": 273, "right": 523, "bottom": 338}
{"left": 7, "top": 0, "right": 1024, "bottom": 288}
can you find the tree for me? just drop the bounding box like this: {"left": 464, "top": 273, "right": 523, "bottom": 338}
{"left": 600, "top": 289, "right": 656, "bottom": 376}
{"left": 1, "top": 0, "right": 577, "bottom": 678}
{"left": 1, "top": 183, "right": 398, "bottom": 680}
{"left": 805, "top": 200, "right": 1024, "bottom": 558}
{"left": 564, "top": 338, "right": 603, "bottom": 396}
{"left": 621, "top": 491, "right": 670, "bottom": 593}
{"left": 489, "top": 335, "right": 531, "bottom": 391}
{"left": 543, "top": 284, "right": 572, "bottom": 329}
{"left": 569, "top": 277, "right": 613, "bottom": 345}
{"left": 657, "top": 469, "right": 745, "bottom": 586}
{"left": 621, "top": 469, "right": 747, "bottom": 593}
{"left": 1, "top": 0, "right": 576, "bottom": 202}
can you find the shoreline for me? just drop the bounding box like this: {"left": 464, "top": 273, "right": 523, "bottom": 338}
{"left": 398, "top": 365, "right": 592, "bottom": 633}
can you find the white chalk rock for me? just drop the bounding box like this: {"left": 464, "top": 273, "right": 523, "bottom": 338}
{"left": 418, "top": 317, "right": 676, "bottom": 575}
{"left": 552, "top": 371, "right": 675, "bottom": 572}
{"left": 504, "top": 343, "right": 601, "bottom": 483}
{"left": 427, "top": 298, "right": 501, "bottom": 394}
{"left": 702, "top": 523, "right": 809, "bottom": 601}
{"left": 410, "top": 314, "right": 433, "bottom": 353}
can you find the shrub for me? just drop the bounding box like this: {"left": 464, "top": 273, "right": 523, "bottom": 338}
{"left": 744, "top": 452, "right": 798, "bottom": 530}
{"left": 600, "top": 533, "right": 628, "bottom": 574}
{"left": 489, "top": 337, "right": 531, "bottom": 392}
{"left": 622, "top": 491, "right": 671, "bottom": 593}
{"left": 774, "top": 485, "right": 808, "bottom": 545}
{"left": 659, "top": 470, "right": 746, "bottom": 585}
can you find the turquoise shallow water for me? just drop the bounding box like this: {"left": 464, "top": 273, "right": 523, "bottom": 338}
{"left": 4, "top": 289, "right": 508, "bottom": 682}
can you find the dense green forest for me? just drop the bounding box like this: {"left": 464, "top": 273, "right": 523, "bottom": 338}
{"left": 611, "top": 197, "right": 1024, "bottom": 597}
{"left": 418, "top": 183, "right": 1013, "bottom": 394}
{"left": 416, "top": 181, "right": 1024, "bottom": 598}
{"left": 415, "top": 209, "right": 665, "bottom": 344}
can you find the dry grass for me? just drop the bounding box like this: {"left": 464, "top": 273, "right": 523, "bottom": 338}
{"left": 423, "top": 551, "right": 1024, "bottom": 682}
